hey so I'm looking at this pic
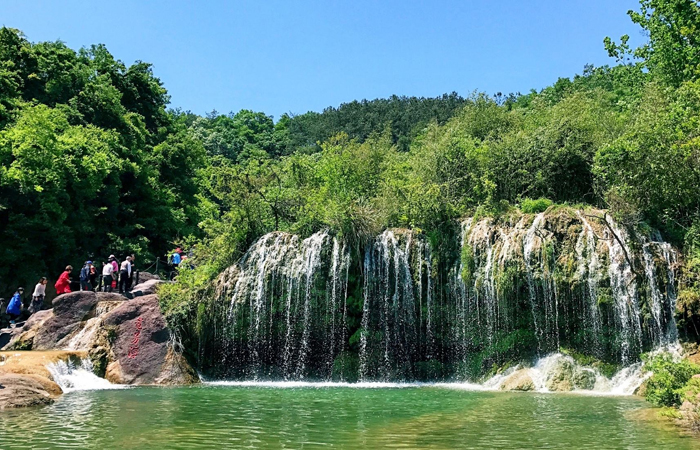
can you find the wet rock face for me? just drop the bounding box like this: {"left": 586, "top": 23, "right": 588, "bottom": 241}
{"left": 500, "top": 369, "right": 535, "bottom": 391}
{"left": 101, "top": 295, "right": 197, "bottom": 385}
{"left": 543, "top": 357, "right": 597, "bottom": 391}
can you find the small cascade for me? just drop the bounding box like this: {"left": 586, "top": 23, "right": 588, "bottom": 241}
{"left": 642, "top": 235, "right": 679, "bottom": 347}
{"left": 47, "top": 358, "right": 120, "bottom": 392}
{"left": 217, "top": 230, "right": 348, "bottom": 380}
{"left": 65, "top": 317, "right": 102, "bottom": 351}
{"left": 575, "top": 213, "right": 603, "bottom": 356}
{"left": 473, "top": 353, "right": 648, "bottom": 395}
{"left": 605, "top": 222, "right": 643, "bottom": 365}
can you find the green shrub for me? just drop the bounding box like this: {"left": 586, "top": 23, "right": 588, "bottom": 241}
{"left": 643, "top": 353, "right": 700, "bottom": 407}
{"left": 521, "top": 198, "right": 553, "bottom": 214}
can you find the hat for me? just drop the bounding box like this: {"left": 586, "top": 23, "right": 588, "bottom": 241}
{"left": 17, "top": 287, "right": 24, "bottom": 291}
{"left": 86, "top": 260, "right": 93, "bottom": 265}
{"left": 109, "top": 254, "right": 115, "bottom": 259}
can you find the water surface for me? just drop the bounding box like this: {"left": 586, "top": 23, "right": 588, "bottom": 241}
{"left": 0, "top": 385, "right": 696, "bottom": 449}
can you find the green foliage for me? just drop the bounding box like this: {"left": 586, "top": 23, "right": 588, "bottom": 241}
{"left": 643, "top": 353, "right": 700, "bottom": 407}
{"left": 521, "top": 198, "right": 554, "bottom": 214}
{"left": 0, "top": 28, "right": 207, "bottom": 294}
{"left": 606, "top": 0, "right": 700, "bottom": 87}
{"left": 6, "top": 1, "right": 700, "bottom": 380}
{"left": 286, "top": 93, "right": 469, "bottom": 152}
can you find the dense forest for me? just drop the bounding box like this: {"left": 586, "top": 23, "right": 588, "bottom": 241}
{"left": 1, "top": 1, "right": 700, "bottom": 355}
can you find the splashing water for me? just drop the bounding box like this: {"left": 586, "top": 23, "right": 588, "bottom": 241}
{"left": 46, "top": 359, "right": 122, "bottom": 393}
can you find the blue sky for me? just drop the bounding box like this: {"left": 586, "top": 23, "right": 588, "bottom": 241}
{"left": 1, "top": 0, "right": 643, "bottom": 119}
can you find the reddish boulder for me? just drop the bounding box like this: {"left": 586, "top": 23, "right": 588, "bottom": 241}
{"left": 102, "top": 295, "right": 196, "bottom": 385}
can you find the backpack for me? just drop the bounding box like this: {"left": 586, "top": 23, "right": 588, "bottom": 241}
{"left": 80, "top": 265, "right": 90, "bottom": 281}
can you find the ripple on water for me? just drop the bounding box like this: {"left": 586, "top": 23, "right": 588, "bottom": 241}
{"left": 0, "top": 386, "right": 697, "bottom": 449}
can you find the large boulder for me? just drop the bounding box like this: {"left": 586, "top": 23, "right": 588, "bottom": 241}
{"left": 100, "top": 295, "right": 197, "bottom": 385}
{"left": 129, "top": 279, "right": 164, "bottom": 297}
{"left": 0, "top": 351, "right": 83, "bottom": 409}
{"left": 0, "top": 374, "right": 55, "bottom": 409}
{"left": 30, "top": 292, "right": 101, "bottom": 350}
{"left": 543, "top": 356, "right": 598, "bottom": 392}
{"left": 136, "top": 272, "right": 160, "bottom": 283}
{"left": 3, "top": 310, "right": 54, "bottom": 350}
{"left": 544, "top": 358, "right": 576, "bottom": 391}
{"left": 4, "top": 293, "right": 128, "bottom": 351}
{"left": 500, "top": 369, "right": 535, "bottom": 391}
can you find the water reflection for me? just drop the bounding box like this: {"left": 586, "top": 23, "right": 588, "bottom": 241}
{"left": 0, "top": 386, "right": 697, "bottom": 449}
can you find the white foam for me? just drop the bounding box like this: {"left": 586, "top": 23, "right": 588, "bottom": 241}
{"left": 204, "top": 352, "right": 655, "bottom": 396}
{"left": 47, "top": 359, "right": 125, "bottom": 393}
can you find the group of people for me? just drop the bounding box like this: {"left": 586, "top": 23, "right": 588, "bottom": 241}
{"left": 67, "top": 255, "right": 137, "bottom": 294}
{"left": 4, "top": 255, "right": 138, "bottom": 327}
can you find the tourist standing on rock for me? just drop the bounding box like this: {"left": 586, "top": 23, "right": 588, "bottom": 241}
{"left": 6, "top": 287, "right": 23, "bottom": 326}
{"left": 80, "top": 261, "right": 93, "bottom": 291}
{"left": 54, "top": 266, "right": 72, "bottom": 295}
{"left": 110, "top": 255, "right": 119, "bottom": 290}
{"left": 101, "top": 260, "right": 114, "bottom": 292}
{"left": 89, "top": 263, "right": 97, "bottom": 291}
{"left": 29, "top": 278, "right": 47, "bottom": 314}
{"left": 127, "top": 254, "right": 136, "bottom": 291}
{"left": 119, "top": 256, "right": 132, "bottom": 293}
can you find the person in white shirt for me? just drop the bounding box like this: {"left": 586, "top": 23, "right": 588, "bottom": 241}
{"left": 119, "top": 256, "right": 132, "bottom": 294}
{"left": 29, "top": 277, "right": 47, "bottom": 314}
{"left": 102, "top": 261, "right": 114, "bottom": 292}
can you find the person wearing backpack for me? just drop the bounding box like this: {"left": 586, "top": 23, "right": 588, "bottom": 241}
{"left": 6, "top": 287, "right": 24, "bottom": 326}
{"left": 80, "top": 261, "right": 93, "bottom": 291}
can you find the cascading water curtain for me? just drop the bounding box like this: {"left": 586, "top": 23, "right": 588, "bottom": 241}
{"left": 216, "top": 231, "right": 349, "bottom": 380}
{"left": 211, "top": 210, "right": 679, "bottom": 382}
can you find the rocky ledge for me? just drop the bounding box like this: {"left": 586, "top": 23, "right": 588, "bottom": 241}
{"left": 0, "top": 351, "right": 84, "bottom": 409}
{"left": 0, "top": 281, "right": 197, "bottom": 409}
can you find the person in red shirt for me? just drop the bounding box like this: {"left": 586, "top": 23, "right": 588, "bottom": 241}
{"left": 54, "top": 265, "right": 73, "bottom": 295}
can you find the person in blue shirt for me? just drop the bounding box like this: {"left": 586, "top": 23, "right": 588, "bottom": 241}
{"left": 170, "top": 248, "right": 182, "bottom": 280}
{"left": 6, "top": 287, "right": 24, "bottom": 326}
{"left": 80, "top": 261, "right": 93, "bottom": 291}
{"left": 172, "top": 249, "right": 182, "bottom": 267}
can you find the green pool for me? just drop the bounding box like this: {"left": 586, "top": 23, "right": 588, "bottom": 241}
{"left": 0, "top": 384, "right": 696, "bottom": 449}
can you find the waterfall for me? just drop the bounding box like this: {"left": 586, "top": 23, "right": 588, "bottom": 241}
{"left": 575, "top": 213, "right": 603, "bottom": 356}
{"left": 218, "top": 230, "right": 348, "bottom": 380}
{"left": 359, "top": 230, "right": 427, "bottom": 381}
{"left": 641, "top": 234, "right": 678, "bottom": 347}
{"left": 523, "top": 214, "right": 545, "bottom": 353}
{"left": 605, "top": 222, "right": 643, "bottom": 365}
{"left": 213, "top": 209, "right": 679, "bottom": 383}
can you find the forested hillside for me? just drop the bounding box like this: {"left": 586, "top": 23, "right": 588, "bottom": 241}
{"left": 1, "top": 0, "right": 700, "bottom": 341}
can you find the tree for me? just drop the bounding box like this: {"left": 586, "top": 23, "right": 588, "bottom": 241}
{"left": 605, "top": 0, "right": 700, "bottom": 86}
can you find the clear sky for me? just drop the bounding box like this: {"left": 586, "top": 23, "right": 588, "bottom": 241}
{"left": 1, "top": 0, "right": 643, "bottom": 119}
